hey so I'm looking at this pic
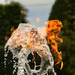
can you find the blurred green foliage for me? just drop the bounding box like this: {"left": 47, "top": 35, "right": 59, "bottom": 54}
{"left": 48, "top": 0, "right": 75, "bottom": 75}
{"left": 0, "top": 2, "right": 28, "bottom": 74}
{"left": 0, "top": 2, "right": 28, "bottom": 45}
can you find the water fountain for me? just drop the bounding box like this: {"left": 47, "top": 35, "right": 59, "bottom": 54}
{"left": 4, "top": 23, "right": 56, "bottom": 75}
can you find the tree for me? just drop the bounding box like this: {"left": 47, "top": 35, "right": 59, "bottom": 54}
{"left": 0, "top": 2, "right": 28, "bottom": 74}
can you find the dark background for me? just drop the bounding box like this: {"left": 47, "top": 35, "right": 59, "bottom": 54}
{"left": 0, "top": 0, "right": 75, "bottom": 75}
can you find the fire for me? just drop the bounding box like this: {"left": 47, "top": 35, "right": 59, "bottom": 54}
{"left": 21, "top": 10, "right": 26, "bottom": 14}
{"left": 11, "top": 26, "right": 15, "bottom": 35}
{"left": 5, "top": 26, "right": 15, "bottom": 41}
{"left": 36, "top": 17, "right": 40, "bottom": 23}
{"left": 32, "top": 58, "right": 35, "bottom": 62}
{"left": 46, "top": 20, "right": 63, "bottom": 70}
{"left": 5, "top": 36, "right": 9, "bottom": 41}
{"left": 27, "top": 44, "right": 31, "bottom": 48}
{"left": 60, "top": 61, "right": 63, "bottom": 70}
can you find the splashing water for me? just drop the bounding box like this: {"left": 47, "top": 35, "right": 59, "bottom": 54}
{"left": 4, "top": 23, "right": 56, "bottom": 75}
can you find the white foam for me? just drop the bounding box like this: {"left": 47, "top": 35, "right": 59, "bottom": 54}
{"left": 4, "top": 23, "right": 56, "bottom": 75}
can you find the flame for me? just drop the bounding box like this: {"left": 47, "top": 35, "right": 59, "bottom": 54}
{"left": 11, "top": 26, "right": 15, "bottom": 35}
{"left": 60, "top": 61, "right": 63, "bottom": 70}
{"left": 5, "top": 36, "right": 9, "bottom": 41}
{"left": 43, "top": 50, "right": 47, "bottom": 55}
{"left": 27, "top": 44, "right": 31, "bottom": 48}
{"left": 21, "top": 10, "right": 26, "bottom": 14}
{"left": 11, "top": 26, "right": 14, "bottom": 31}
{"left": 32, "top": 58, "right": 35, "bottom": 62}
{"left": 5, "top": 26, "right": 15, "bottom": 42}
{"left": 46, "top": 20, "right": 63, "bottom": 70}
{"left": 36, "top": 17, "right": 40, "bottom": 23}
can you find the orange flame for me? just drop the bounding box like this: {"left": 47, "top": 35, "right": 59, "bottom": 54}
{"left": 36, "top": 17, "right": 40, "bottom": 23}
{"left": 27, "top": 44, "right": 31, "bottom": 48}
{"left": 46, "top": 20, "right": 63, "bottom": 70}
{"left": 60, "top": 61, "right": 63, "bottom": 70}
{"left": 32, "top": 58, "right": 35, "bottom": 62}
{"left": 5, "top": 36, "right": 9, "bottom": 41}
{"left": 5, "top": 26, "right": 15, "bottom": 41}
{"left": 11, "top": 26, "right": 15, "bottom": 35}
{"left": 21, "top": 10, "right": 26, "bottom": 14}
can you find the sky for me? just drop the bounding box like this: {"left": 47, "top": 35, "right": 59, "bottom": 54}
{"left": 0, "top": 0, "right": 55, "bottom": 27}
{"left": 0, "top": 0, "right": 55, "bottom": 5}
